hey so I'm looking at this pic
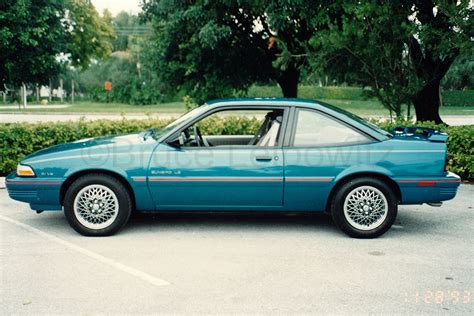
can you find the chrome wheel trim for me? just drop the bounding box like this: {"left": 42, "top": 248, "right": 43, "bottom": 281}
{"left": 343, "top": 185, "right": 388, "bottom": 231}
{"left": 73, "top": 184, "right": 119, "bottom": 230}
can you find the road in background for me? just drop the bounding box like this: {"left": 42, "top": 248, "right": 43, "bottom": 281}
{"left": 0, "top": 105, "right": 70, "bottom": 110}
{"left": 0, "top": 184, "right": 472, "bottom": 314}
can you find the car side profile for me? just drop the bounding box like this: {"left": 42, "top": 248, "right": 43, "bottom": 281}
{"left": 6, "top": 98, "right": 461, "bottom": 238}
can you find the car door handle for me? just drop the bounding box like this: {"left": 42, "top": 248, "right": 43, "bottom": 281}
{"left": 255, "top": 156, "right": 273, "bottom": 161}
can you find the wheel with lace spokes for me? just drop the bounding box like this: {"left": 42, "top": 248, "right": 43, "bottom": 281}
{"left": 64, "top": 174, "right": 132, "bottom": 236}
{"left": 331, "top": 178, "right": 398, "bottom": 238}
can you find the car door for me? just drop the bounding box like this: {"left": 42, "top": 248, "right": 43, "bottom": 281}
{"left": 283, "top": 107, "right": 374, "bottom": 211}
{"left": 147, "top": 107, "right": 287, "bottom": 210}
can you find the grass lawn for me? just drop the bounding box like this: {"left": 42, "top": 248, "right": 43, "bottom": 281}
{"left": 0, "top": 100, "right": 472, "bottom": 117}
{"left": 321, "top": 99, "right": 474, "bottom": 116}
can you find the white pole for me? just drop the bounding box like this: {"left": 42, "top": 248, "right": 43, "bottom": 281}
{"left": 71, "top": 80, "right": 75, "bottom": 104}
{"left": 60, "top": 79, "right": 63, "bottom": 103}
{"left": 49, "top": 79, "right": 52, "bottom": 103}
{"left": 22, "top": 83, "right": 27, "bottom": 109}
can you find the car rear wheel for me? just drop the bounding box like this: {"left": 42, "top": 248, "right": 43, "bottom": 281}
{"left": 331, "top": 178, "right": 398, "bottom": 238}
{"left": 64, "top": 174, "right": 132, "bottom": 236}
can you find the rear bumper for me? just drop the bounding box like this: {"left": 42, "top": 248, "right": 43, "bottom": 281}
{"left": 5, "top": 173, "right": 63, "bottom": 211}
{"left": 396, "top": 172, "right": 461, "bottom": 204}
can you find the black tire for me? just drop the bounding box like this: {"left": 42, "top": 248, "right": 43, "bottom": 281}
{"left": 64, "top": 173, "right": 132, "bottom": 236}
{"left": 331, "top": 177, "right": 398, "bottom": 238}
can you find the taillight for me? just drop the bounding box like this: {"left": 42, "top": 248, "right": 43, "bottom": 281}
{"left": 444, "top": 154, "right": 450, "bottom": 172}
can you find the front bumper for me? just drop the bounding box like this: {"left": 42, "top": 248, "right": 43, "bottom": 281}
{"left": 396, "top": 172, "right": 461, "bottom": 204}
{"left": 5, "top": 172, "right": 63, "bottom": 211}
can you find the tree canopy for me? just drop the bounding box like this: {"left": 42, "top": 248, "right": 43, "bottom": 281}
{"left": 0, "top": 0, "right": 115, "bottom": 88}
{"left": 141, "top": 0, "right": 332, "bottom": 103}
{"left": 310, "top": 3, "right": 418, "bottom": 119}
{"left": 312, "top": 1, "right": 473, "bottom": 123}
{"left": 142, "top": 0, "right": 473, "bottom": 122}
{"left": 0, "top": 0, "right": 65, "bottom": 86}
{"left": 65, "top": 1, "right": 115, "bottom": 69}
{"left": 443, "top": 52, "right": 474, "bottom": 90}
{"left": 112, "top": 11, "right": 142, "bottom": 52}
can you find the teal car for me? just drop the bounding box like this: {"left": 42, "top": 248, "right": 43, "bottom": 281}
{"left": 6, "top": 98, "right": 461, "bottom": 238}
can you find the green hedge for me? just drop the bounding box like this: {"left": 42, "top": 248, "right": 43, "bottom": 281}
{"left": 442, "top": 90, "right": 474, "bottom": 107}
{"left": 1, "top": 119, "right": 472, "bottom": 179}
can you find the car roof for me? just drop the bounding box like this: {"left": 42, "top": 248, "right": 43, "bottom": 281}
{"left": 205, "top": 97, "right": 350, "bottom": 116}
{"left": 206, "top": 97, "right": 318, "bottom": 107}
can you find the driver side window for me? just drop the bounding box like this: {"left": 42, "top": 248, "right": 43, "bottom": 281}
{"left": 177, "top": 109, "right": 285, "bottom": 148}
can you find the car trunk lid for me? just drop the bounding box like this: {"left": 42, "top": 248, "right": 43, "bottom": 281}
{"left": 390, "top": 126, "right": 448, "bottom": 143}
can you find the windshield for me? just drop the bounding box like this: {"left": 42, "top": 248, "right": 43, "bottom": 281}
{"left": 318, "top": 101, "right": 393, "bottom": 137}
{"left": 151, "top": 105, "right": 210, "bottom": 139}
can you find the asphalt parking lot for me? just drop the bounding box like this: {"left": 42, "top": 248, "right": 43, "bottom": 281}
{"left": 0, "top": 184, "right": 472, "bottom": 314}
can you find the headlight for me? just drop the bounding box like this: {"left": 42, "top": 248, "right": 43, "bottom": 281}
{"left": 17, "top": 164, "right": 35, "bottom": 177}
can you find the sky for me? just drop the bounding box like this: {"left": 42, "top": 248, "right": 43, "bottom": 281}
{"left": 91, "top": 0, "right": 141, "bottom": 16}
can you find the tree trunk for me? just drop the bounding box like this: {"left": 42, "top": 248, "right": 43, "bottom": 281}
{"left": 412, "top": 78, "right": 443, "bottom": 124}
{"left": 277, "top": 64, "right": 299, "bottom": 98}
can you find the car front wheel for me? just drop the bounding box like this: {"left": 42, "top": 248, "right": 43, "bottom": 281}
{"left": 64, "top": 174, "right": 132, "bottom": 236}
{"left": 331, "top": 178, "right": 398, "bottom": 238}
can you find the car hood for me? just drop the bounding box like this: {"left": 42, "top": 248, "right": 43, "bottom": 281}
{"left": 22, "top": 133, "right": 155, "bottom": 163}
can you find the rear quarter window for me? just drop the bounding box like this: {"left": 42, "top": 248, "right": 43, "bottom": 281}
{"left": 293, "top": 109, "right": 371, "bottom": 147}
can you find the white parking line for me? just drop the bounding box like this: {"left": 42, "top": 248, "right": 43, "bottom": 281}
{"left": 0, "top": 214, "right": 170, "bottom": 287}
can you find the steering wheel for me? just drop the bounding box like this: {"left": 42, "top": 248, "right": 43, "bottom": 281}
{"left": 193, "top": 126, "right": 205, "bottom": 147}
